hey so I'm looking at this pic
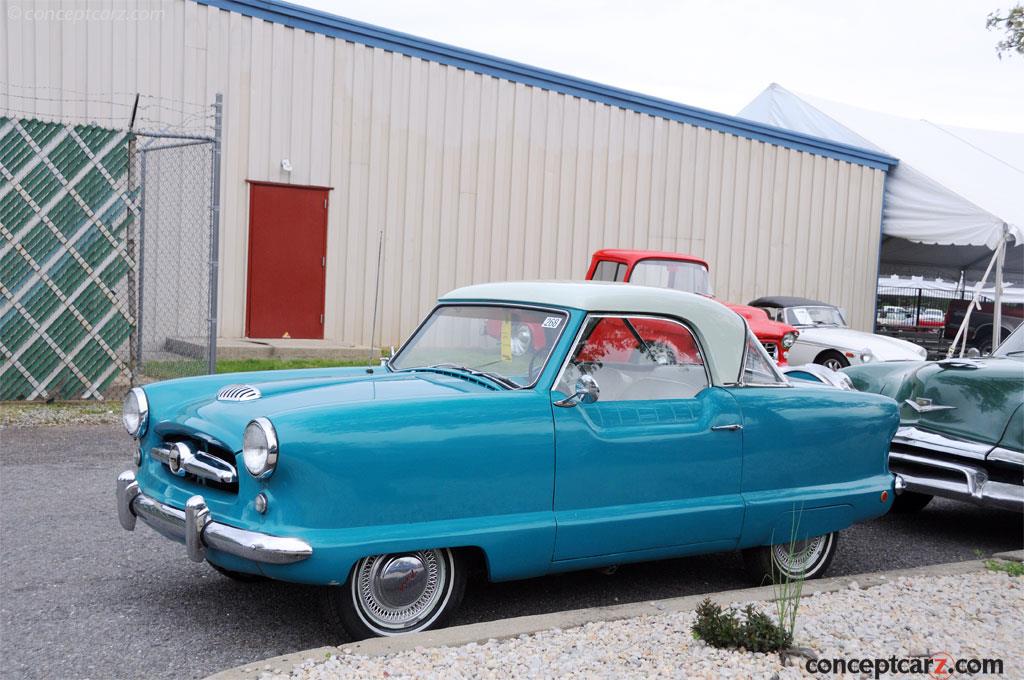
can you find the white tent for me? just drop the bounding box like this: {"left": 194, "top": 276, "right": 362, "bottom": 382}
{"left": 740, "top": 85, "right": 1024, "bottom": 350}
{"left": 739, "top": 84, "right": 1023, "bottom": 252}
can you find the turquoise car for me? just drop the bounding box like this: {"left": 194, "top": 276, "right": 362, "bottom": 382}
{"left": 116, "top": 282, "right": 899, "bottom": 639}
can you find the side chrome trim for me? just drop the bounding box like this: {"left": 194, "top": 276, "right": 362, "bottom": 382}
{"left": 892, "top": 426, "right": 993, "bottom": 461}
{"left": 151, "top": 442, "right": 237, "bottom": 484}
{"left": 116, "top": 470, "right": 313, "bottom": 565}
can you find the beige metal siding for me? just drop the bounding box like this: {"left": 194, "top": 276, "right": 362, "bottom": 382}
{"left": 3, "top": 0, "right": 886, "bottom": 344}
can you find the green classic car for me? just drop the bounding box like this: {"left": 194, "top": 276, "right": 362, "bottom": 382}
{"left": 845, "top": 323, "right": 1024, "bottom": 513}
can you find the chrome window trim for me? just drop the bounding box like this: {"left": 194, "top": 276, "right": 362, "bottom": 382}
{"left": 388, "top": 301, "right": 571, "bottom": 390}
{"left": 734, "top": 325, "right": 790, "bottom": 388}
{"left": 550, "top": 312, "right": 713, "bottom": 401}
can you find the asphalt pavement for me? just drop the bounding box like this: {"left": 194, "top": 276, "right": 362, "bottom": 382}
{"left": 1, "top": 424, "right": 1021, "bottom": 680}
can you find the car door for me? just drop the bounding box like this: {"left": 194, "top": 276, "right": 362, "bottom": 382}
{"left": 550, "top": 314, "right": 745, "bottom": 561}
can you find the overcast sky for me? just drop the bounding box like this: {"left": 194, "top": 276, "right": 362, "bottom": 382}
{"left": 300, "top": 0, "right": 1024, "bottom": 133}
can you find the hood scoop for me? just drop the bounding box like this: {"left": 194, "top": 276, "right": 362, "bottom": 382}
{"left": 936, "top": 359, "right": 982, "bottom": 370}
{"left": 217, "top": 384, "right": 262, "bottom": 402}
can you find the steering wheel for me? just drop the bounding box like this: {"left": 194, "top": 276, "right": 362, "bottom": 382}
{"left": 526, "top": 350, "right": 545, "bottom": 384}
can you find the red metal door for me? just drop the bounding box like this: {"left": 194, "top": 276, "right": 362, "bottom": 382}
{"left": 245, "top": 181, "right": 329, "bottom": 339}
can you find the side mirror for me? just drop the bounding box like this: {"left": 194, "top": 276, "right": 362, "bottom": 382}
{"left": 554, "top": 374, "right": 601, "bottom": 408}
{"left": 966, "top": 347, "right": 981, "bottom": 359}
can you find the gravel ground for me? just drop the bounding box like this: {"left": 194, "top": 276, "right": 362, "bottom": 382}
{"left": 263, "top": 572, "right": 1024, "bottom": 679}
{"left": 0, "top": 403, "right": 122, "bottom": 427}
{"left": 1, "top": 424, "right": 1021, "bottom": 679}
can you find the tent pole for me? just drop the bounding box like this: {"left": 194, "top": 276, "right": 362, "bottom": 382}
{"left": 947, "top": 244, "right": 1001, "bottom": 358}
{"left": 992, "top": 224, "right": 1008, "bottom": 350}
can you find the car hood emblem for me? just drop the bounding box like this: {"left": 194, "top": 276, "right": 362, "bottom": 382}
{"left": 904, "top": 397, "right": 955, "bottom": 413}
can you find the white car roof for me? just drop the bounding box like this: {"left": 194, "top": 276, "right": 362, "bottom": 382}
{"left": 440, "top": 280, "right": 747, "bottom": 385}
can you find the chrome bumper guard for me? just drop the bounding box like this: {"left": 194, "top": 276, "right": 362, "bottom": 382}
{"left": 116, "top": 470, "right": 313, "bottom": 564}
{"left": 889, "top": 452, "right": 1024, "bottom": 512}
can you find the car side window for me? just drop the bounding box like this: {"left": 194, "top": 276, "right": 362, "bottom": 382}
{"left": 555, "top": 315, "right": 708, "bottom": 401}
{"left": 742, "top": 332, "right": 785, "bottom": 385}
{"left": 592, "top": 260, "right": 626, "bottom": 282}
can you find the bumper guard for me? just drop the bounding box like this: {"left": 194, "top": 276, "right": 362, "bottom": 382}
{"left": 116, "top": 470, "right": 313, "bottom": 564}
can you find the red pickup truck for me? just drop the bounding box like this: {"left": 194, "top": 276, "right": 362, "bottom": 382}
{"left": 585, "top": 249, "right": 799, "bottom": 365}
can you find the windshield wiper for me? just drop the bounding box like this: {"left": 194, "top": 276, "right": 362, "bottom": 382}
{"left": 412, "top": 363, "right": 523, "bottom": 390}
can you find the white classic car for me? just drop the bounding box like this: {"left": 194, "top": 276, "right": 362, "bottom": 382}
{"left": 750, "top": 296, "right": 927, "bottom": 370}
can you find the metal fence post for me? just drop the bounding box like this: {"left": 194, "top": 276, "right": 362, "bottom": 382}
{"left": 207, "top": 93, "right": 223, "bottom": 375}
{"left": 137, "top": 150, "right": 148, "bottom": 371}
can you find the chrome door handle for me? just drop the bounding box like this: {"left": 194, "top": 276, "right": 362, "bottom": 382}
{"left": 711, "top": 424, "right": 743, "bottom": 431}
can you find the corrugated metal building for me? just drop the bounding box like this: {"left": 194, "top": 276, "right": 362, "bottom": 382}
{"left": 2, "top": 0, "right": 896, "bottom": 347}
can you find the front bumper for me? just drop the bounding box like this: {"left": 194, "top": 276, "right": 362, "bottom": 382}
{"left": 888, "top": 428, "right": 1023, "bottom": 512}
{"left": 116, "top": 470, "right": 313, "bottom": 564}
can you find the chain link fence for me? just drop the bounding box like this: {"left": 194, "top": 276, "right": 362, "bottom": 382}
{"left": 133, "top": 121, "right": 220, "bottom": 383}
{"left": 1, "top": 93, "right": 221, "bottom": 400}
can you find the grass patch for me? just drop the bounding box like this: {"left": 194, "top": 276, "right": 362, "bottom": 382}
{"left": 142, "top": 357, "right": 371, "bottom": 380}
{"left": 985, "top": 559, "right": 1024, "bottom": 577}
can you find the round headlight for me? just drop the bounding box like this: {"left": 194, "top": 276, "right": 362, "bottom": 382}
{"left": 243, "top": 417, "right": 279, "bottom": 479}
{"left": 781, "top": 332, "right": 798, "bottom": 349}
{"left": 122, "top": 387, "right": 149, "bottom": 438}
{"left": 860, "top": 352, "right": 874, "bottom": 363}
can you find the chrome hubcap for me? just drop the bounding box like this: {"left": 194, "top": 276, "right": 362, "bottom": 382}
{"left": 823, "top": 358, "right": 843, "bottom": 371}
{"left": 510, "top": 323, "right": 533, "bottom": 356}
{"left": 772, "top": 535, "right": 828, "bottom": 576}
{"left": 355, "top": 550, "right": 446, "bottom": 631}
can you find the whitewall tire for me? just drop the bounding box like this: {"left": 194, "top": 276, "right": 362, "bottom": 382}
{"left": 743, "top": 531, "right": 839, "bottom": 585}
{"left": 326, "top": 548, "right": 466, "bottom": 640}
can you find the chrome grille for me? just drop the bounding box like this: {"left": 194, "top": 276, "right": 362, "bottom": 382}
{"left": 217, "top": 384, "right": 261, "bottom": 402}
{"left": 762, "top": 342, "right": 779, "bottom": 360}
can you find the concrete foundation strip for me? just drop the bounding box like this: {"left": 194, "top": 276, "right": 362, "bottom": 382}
{"left": 207, "top": 551, "right": 1024, "bottom": 680}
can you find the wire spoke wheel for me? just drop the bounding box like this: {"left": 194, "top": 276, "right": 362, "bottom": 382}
{"left": 743, "top": 531, "right": 839, "bottom": 585}
{"left": 771, "top": 534, "right": 829, "bottom": 578}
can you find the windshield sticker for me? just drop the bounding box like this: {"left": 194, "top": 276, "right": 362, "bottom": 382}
{"left": 500, "top": 320, "right": 513, "bottom": 360}
{"left": 542, "top": 316, "right": 562, "bottom": 329}
{"left": 792, "top": 308, "right": 814, "bottom": 325}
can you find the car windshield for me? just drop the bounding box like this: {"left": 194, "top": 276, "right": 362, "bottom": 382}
{"left": 627, "top": 259, "right": 713, "bottom": 296}
{"left": 390, "top": 305, "right": 569, "bottom": 388}
{"left": 784, "top": 306, "right": 847, "bottom": 327}
{"left": 993, "top": 323, "right": 1024, "bottom": 359}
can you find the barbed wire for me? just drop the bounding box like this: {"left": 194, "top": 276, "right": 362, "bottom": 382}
{"left": 1, "top": 84, "right": 216, "bottom": 135}
{"left": 1, "top": 82, "right": 212, "bottom": 115}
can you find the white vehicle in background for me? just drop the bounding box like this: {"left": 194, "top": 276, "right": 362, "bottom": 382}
{"left": 751, "top": 296, "right": 927, "bottom": 370}
{"left": 876, "top": 305, "right": 913, "bottom": 327}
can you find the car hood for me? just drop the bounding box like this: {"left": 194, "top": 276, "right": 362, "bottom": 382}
{"left": 149, "top": 368, "right": 497, "bottom": 449}
{"left": 884, "top": 357, "right": 1024, "bottom": 447}
{"left": 724, "top": 303, "right": 796, "bottom": 341}
{"left": 796, "top": 326, "right": 926, "bottom": 361}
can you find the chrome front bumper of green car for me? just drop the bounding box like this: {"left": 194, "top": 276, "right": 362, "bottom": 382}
{"left": 890, "top": 427, "right": 1024, "bottom": 512}
{"left": 116, "top": 470, "right": 313, "bottom": 564}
